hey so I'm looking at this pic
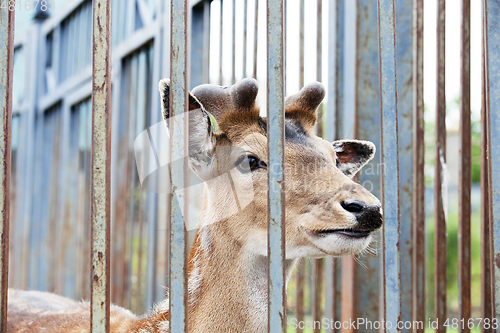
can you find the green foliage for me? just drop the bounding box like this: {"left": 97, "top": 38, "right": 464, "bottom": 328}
{"left": 426, "top": 207, "right": 482, "bottom": 318}
{"left": 424, "top": 103, "right": 482, "bottom": 185}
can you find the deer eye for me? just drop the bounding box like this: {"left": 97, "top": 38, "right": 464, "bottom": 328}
{"left": 236, "top": 156, "right": 266, "bottom": 173}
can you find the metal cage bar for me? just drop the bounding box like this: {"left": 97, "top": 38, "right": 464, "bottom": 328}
{"left": 412, "top": 0, "right": 425, "bottom": 329}
{"left": 458, "top": 0, "right": 472, "bottom": 331}
{"left": 483, "top": 0, "right": 500, "bottom": 325}
{"left": 90, "top": 0, "right": 112, "bottom": 331}
{"left": 394, "top": 0, "right": 414, "bottom": 329}
{"left": 267, "top": 0, "right": 286, "bottom": 332}
{"left": 169, "top": 0, "right": 189, "bottom": 331}
{"left": 377, "top": 0, "right": 401, "bottom": 332}
{"left": 0, "top": 7, "right": 15, "bottom": 333}
{"left": 480, "top": 3, "right": 492, "bottom": 325}
{"left": 434, "top": 1, "right": 447, "bottom": 331}
{"left": 295, "top": 0, "right": 305, "bottom": 330}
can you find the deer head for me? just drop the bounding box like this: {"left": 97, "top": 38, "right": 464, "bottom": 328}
{"left": 158, "top": 78, "right": 382, "bottom": 259}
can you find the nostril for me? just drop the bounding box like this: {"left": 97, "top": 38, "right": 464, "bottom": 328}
{"left": 341, "top": 200, "right": 366, "bottom": 214}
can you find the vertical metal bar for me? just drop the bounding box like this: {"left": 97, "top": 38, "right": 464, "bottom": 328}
{"left": 334, "top": 0, "right": 344, "bottom": 142}
{"left": 434, "top": 1, "right": 447, "bottom": 331}
{"left": 345, "top": 0, "right": 381, "bottom": 328}
{"left": 243, "top": 0, "right": 248, "bottom": 78}
{"left": 253, "top": 0, "right": 259, "bottom": 79}
{"left": 312, "top": 2, "right": 323, "bottom": 332}
{"left": 480, "top": 8, "right": 492, "bottom": 329}
{"left": 203, "top": 0, "right": 211, "bottom": 84}
{"left": 331, "top": 5, "right": 344, "bottom": 323}
{"left": 377, "top": 0, "right": 400, "bottom": 332}
{"left": 267, "top": 0, "right": 285, "bottom": 332}
{"left": 412, "top": 0, "right": 425, "bottom": 330}
{"left": 315, "top": 0, "right": 323, "bottom": 138}
{"left": 0, "top": 7, "right": 14, "bottom": 333}
{"left": 312, "top": 259, "right": 323, "bottom": 333}
{"left": 219, "top": 0, "right": 223, "bottom": 85}
{"left": 90, "top": 0, "right": 112, "bottom": 331}
{"left": 394, "top": 0, "right": 413, "bottom": 330}
{"left": 484, "top": 0, "right": 500, "bottom": 325}
{"left": 299, "top": 0, "right": 304, "bottom": 88}
{"left": 232, "top": 0, "right": 236, "bottom": 83}
{"left": 325, "top": 2, "right": 343, "bottom": 328}
{"left": 458, "top": 0, "right": 471, "bottom": 331}
{"left": 169, "top": 0, "right": 189, "bottom": 331}
{"left": 295, "top": 1, "right": 305, "bottom": 330}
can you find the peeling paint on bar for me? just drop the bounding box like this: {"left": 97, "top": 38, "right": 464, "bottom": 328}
{"left": 394, "top": 0, "right": 414, "bottom": 330}
{"left": 377, "top": 0, "right": 401, "bottom": 332}
{"left": 484, "top": 0, "right": 500, "bottom": 326}
{"left": 0, "top": 7, "right": 14, "bottom": 333}
{"left": 90, "top": 0, "right": 112, "bottom": 332}
{"left": 169, "top": 0, "right": 189, "bottom": 332}
{"left": 267, "top": 0, "right": 286, "bottom": 332}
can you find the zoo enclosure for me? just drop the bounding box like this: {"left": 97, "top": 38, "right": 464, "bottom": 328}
{"left": 0, "top": 0, "right": 499, "bottom": 332}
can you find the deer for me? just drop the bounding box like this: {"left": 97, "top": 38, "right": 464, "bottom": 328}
{"left": 7, "top": 78, "right": 382, "bottom": 332}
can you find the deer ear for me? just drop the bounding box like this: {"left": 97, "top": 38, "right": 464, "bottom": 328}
{"left": 158, "top": 78, "right": 215, "bottom": 168}
{"left": 332, "top": 140, "right": 376, "bottom": 178}
{"left": 285, "top": 82, "right": 325, "bottom": 132}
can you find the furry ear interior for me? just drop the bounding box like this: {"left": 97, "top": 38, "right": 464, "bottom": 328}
{"left": 332, "top": 140, "right": 376, "bottom": 178}
{"left": 284, "top": 82, "right": 325, "bottom": 132}
{"left": 158, "top": 78, "right": 215, "bottom": 169}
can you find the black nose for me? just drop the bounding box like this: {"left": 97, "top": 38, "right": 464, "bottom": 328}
{"left": 341, "top": 200, "right": 383, "bottom": 231}
{"left": 340, "top": 200, "right": 366, "bottom": 216}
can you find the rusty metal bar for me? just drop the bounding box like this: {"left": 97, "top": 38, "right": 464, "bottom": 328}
{"left": 377, "top": 0, "right": 400, "bottom": 331}
{"left": 334, "top": 0, "right": 344, "bottom": 142}
{"left": 295, "top": 1, "right": 305, "bottom": 330}
{"left": 325, "top": 2, "right": 344, "bottom": 328}
{"left": 90, "top": 0, "right": 112, "bottom": 331}
{"left": 169, "top": 0, "right": 189, "bottom": 331}
{"left": 315, "top": 0, "right": 323, "bottom": 139}
{"left": 253, "top": 0, "right": 259, "bottom": 79}
{"left": 484, "top": 0, "right": 500, "bottom": 324}
{"left": 480, "top": 9, "right": 492, "bottom": 328}
{"left": 295, "top": 260, "right": 304, "bottom": 333}
{"left": 299, "top": 0, "right": 304, "bottom": 88}
{"left": 312, "top": 2, "right": 323, "bottom": 331}
{"left": 267, "top": 0, "right": 285, "bottom": 332}
{"left": 347, "top": 0, "right": 381, "bottom": 327}
{"left": 434, "top": 1, "right": 447, "bottom": 331}
{"left": 0, "top": 7, "right": 14, "bottom": 333}
{"left": 219, "top": 0, "right": 223, "bottom": 85}
{"left": 394, "top": 0, "right": 414, "bottom": 330}
{"left": 458, "top": 0, "right": 471, "bottom": 331}
{"left": 243, "top": 0, "right": 248, "bottom": 78}
{"left": 412, "top": 0, "right": 425, "bottom": 330}
{"left": 232, "top": 0, "right": 236, "bottom": 83}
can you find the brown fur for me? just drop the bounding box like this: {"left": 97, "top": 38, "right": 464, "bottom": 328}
{"left": 7, "top": 79, "right": 382, "bottom": 332}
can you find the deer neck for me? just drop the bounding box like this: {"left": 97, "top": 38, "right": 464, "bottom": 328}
{"left": 184, "top": 214, "right": 297, "bottom": 333}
